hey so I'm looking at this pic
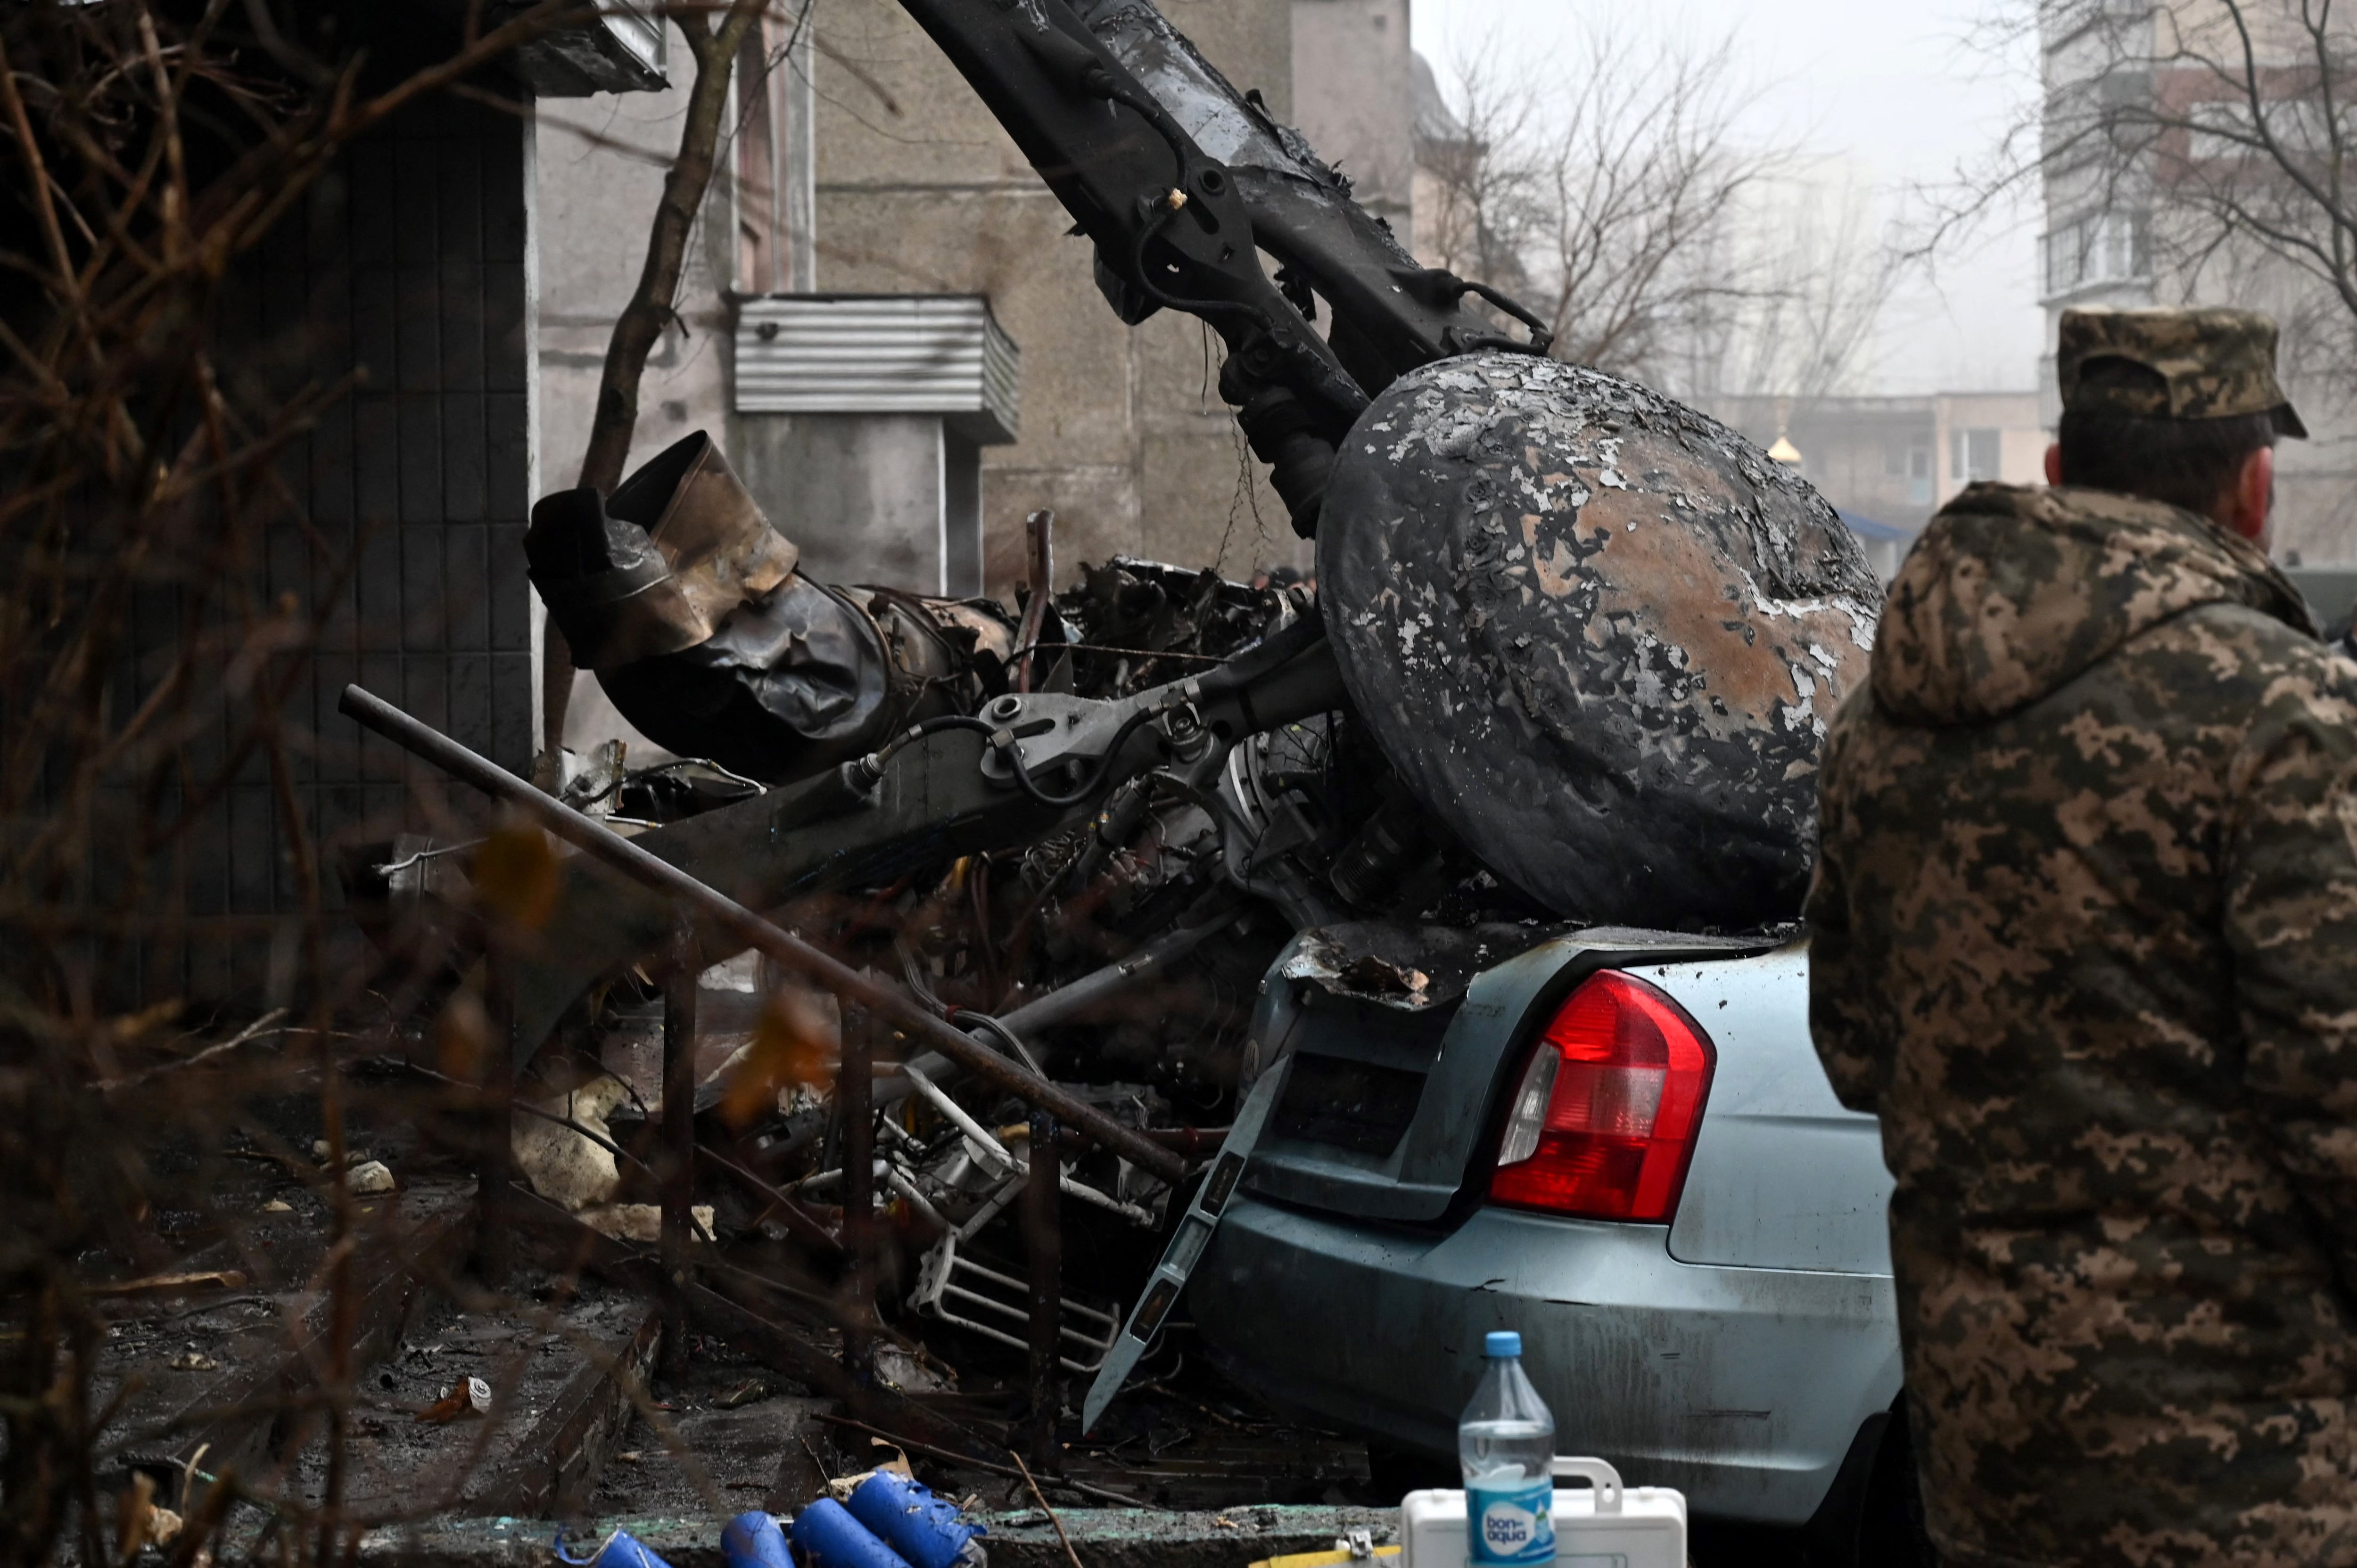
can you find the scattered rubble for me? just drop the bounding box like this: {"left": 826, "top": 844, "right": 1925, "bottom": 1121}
{"left": 348, "top": 1160, "right": 399, "bottom": 1195}
{"left": 419, "top": 1377, "right": 496, "bottom": 1425}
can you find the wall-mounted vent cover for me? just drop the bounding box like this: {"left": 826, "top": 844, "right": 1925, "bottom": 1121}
{"left": 735, "top": 295, "right": 1019, "bottom": 445}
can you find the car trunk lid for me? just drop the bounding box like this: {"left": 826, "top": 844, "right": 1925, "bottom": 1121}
{"left": 1240, "top": 926, "right": 1777, "bottom": 1224}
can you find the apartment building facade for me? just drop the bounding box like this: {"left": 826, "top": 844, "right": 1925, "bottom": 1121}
{"left": 2038, "top": 0, "right": 2357, "bottom": 562}
{"left": 537, "top": 0, "right": 1313, "bottom": 632}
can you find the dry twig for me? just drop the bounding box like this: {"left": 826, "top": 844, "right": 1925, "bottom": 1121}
{"left": 1012, "top": 1447, "right": 1087, "bottom": 1568}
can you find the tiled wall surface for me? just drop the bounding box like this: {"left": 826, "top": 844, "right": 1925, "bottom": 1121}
{"left": 124, "top": 94, "right": 535, "bottom": 1004}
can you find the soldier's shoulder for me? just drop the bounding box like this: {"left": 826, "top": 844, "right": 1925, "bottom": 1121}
{"left": 2142, "top": 599, "right": 2357, "bottom": 728}
{"left": 2163, "top": 598, "right": 2342, "bottom": 668}
{"left": 1931, "top": 479, "right": 2185, "bottom": 531}
{"left": 1818, "top": 668, "right": 1924, "bottom": 803}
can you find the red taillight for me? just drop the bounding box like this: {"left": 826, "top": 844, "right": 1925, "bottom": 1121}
{"left": 1488, "top": 969, "right": 1715, "bottom": 1222}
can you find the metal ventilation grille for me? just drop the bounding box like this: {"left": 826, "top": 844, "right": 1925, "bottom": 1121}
{"left": 734, "top": 294, "right": 1020, "bottom": 444}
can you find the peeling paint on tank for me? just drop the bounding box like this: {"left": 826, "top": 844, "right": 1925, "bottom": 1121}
{"left": 1318, "top": 353, "right": 1882, "bottom": 929}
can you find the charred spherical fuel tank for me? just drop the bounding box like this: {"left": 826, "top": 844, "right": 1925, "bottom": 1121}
{"left": 1318, "top": 354, "right": 1880, "bottom": 930}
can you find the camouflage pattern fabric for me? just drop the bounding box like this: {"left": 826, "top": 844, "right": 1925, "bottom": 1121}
{"left": 1808, "top": 480, "right": 2357, "bottom": 1568}
{"left": 2058, "top": 306, "right": 2307, "bottom": 435}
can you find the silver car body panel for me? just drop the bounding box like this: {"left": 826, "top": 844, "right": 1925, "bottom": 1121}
{"left": 1191, "top": 932, "right": 1904, "bottom": 1527}
{"left": 1193, "top": 1201, "right": 1901, "bottom": 1524}
{"left": 1645, "top": 944, "right": 1895, "bottom": 1276}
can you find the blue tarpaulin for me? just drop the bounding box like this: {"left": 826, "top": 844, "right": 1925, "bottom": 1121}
{"left": 1837, "top": 508, "right": 1914, "bottom": 542}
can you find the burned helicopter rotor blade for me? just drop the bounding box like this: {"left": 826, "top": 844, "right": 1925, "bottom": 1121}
{"left": 336, "top": 683, "right": 1188, "bottom": 1187}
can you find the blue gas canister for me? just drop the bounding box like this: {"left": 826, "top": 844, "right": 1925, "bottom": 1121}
{"left": 846, "top": 1469, "right": 988, "bottom": 1568}
{"left": 723, "top": 1513, "right": 793, "bottom": 1568}
{"left": 554, "top": 1528, "right": 675, "bottom": 1568}
{"left": 791, "top": 1499, "right": 917, "bottom": 1568}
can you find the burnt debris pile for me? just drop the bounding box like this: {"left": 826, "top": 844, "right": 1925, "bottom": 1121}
{"left": 32, "top": 366, "right": 1875, "bottom": 1557}
{"left": 1, "top": 0, "right": 1884, "bottom": 1553}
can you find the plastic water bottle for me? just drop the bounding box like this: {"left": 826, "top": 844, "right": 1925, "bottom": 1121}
{"left": 1460, "top": 1330, "right": 1556, "bottom": 1565}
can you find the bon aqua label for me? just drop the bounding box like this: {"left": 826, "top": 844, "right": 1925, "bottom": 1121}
{"left": 1467, "top": 1481, "right": 1555, "bottom": 1565}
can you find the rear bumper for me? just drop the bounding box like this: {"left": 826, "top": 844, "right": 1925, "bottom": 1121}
{"left": 1189, "top": 1197, "right": 1903, "bottom": 1526}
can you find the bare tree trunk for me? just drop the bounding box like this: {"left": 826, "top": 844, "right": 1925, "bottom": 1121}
{"left": 542, "top": 0, "right": 766, "bottom": 762}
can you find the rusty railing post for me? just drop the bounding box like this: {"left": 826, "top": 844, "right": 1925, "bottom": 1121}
{"left": 475, "top": 951, "right": 517, "bottom": 1286}
{"left": 840, "top": 1014, "right": 875, "bottom": 1382}
{"left": 1024, "top": 1110, "right": 1063, "bottom": 1472}
{"left": 660, "top": 921, "right": 699, "bottom": 1378}
{"left": 1015, "top": 509, "right": 1054, "bottom": 692}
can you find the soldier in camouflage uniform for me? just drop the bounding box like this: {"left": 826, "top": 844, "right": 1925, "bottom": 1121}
{"left": 1808, "top": 307, "right": 2357, "bottom": 1568}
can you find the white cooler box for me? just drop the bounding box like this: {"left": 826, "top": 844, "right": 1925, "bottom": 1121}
{"left": 1400, "top": 1459, "right": 1685, "bottom": 1568}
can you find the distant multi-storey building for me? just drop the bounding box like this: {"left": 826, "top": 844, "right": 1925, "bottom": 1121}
{"left": 2037, "top": 0, "right": 2357, "bottom": 562}
{"left": 1705, "top": 393, "right": 2049, "bottom": 578}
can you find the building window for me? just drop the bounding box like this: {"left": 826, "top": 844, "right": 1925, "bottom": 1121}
{"left": 1952, "top": 428, "right": 2000, "bottom": 483}
{"left": 2041, "top": 208, "right": 2151, "bottom": 296}
{"left": 2188, "top": 97, "right": 2357, "bottom": 162}
{"left": 1887, "top": 443, "right": 1934, "bottom": 503}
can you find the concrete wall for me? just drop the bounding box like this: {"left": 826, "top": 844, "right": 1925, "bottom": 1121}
{"left": 735, "top": 413, "right": 965, "bottom": 592}
{"left": 808, "top": 0, "right": 1302, "bottom": 593}
{"left": 1290, "top": 0, "right": 1413, "bottom": 232}
{"left": 534, "top": 0, "right": 1319, "bottom": 622}
{"left": 534, "top": 25, "right": 738, "bottom": 501}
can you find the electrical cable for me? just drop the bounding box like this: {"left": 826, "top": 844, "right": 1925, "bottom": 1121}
{"left": 853, "top": 700, "right": 1163, "bottom": 812}
{"left": 957, "top": 1009, "right": 1046, "bottom": 1077}
{"left": 848, "top": 714, "right": 1005, "bottom": 793}
{"left": 372, "top": 837, "right": 485, "bottom": 878}
{"left": 870, "top": 714, "right": 1002, "bottom": 768}
{"left": 1143, "top": 767, "right": 1290, "bottom": 905}
{"left": 1127, "top": 200, "right": 1265, "bottom": 327}
{"left": 639, "top": 755, "right": 769, "bottom": 793}
{"left": 897, "top": 936, "right": 948, "bottom": 1016}
{"left": 998, "top": 704, "right": 1161, "bottom": 808}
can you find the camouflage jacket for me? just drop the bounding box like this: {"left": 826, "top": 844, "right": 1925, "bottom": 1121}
{"left": 1808, "top": 482, "right": 2357, "bottom": 1568}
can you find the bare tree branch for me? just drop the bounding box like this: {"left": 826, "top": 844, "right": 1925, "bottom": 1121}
{"left": 1949, "top": 0, "right": 2357, "bottom": 376}
{"left": 543, "top": 0, "right": 768, "bottom": 762}
{"left": 1422, "top": 24, "right": 1902, "bottom": 401}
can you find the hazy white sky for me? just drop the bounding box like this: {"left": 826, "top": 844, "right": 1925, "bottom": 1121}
{"left": 1410, "top": 0, "right": 2046, "bottom": 395}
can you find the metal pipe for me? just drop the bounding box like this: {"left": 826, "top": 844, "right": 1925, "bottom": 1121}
{"left": 476, "top": 956, "right": 518, "bottom": 1287}
{"left": 1023, "top": 1108, "right": 1062, "bottom": 1473}
{"left": 905, "top": 1066, "right": 1154, "bottom": 1224}
{"left": 1000, "top": 902, "right": 1243, "bottom": 1035}
{"left": 339, "top": 685, "right": 1188, "bottom": 1186}
{"left": 883, "top": 1164, "right": 952, "bottom": 1233}
{"left": 877, "top": 903, "right": 1243, "bottom": 1110}
{"left": 660, "top": 920, "right": 697, "bottom": 1378}
{"left": 902, "top": 1064, "right": 1021, "bottom": 1177}
{"left": 841, "top": 1017, "right": 875, "bottom": 1380}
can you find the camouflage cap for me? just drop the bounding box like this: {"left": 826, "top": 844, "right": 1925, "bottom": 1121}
{"left": 2058, "top": 306, "right": 2307, "bottom": 437}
